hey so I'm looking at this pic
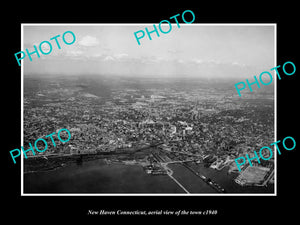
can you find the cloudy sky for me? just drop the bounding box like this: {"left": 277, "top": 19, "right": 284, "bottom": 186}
{"left": 23, "top": 24, "right": 275, "bottom": 78}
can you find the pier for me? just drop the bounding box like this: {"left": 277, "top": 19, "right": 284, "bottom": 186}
{"left": 182, "top": 163, "right": 226, "bottom": 193}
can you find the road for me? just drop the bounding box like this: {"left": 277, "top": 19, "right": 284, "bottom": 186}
{"left": 160, "top": 162, "right": 190, "bottom": 194}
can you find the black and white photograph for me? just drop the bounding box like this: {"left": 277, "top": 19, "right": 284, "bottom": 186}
{"left": 4, "top": 5, "right": 298, "bottom": 222}
{"left": 22, "top": 24, "right": 275, "bottom": 195}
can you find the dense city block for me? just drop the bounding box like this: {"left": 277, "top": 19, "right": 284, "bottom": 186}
{"left": 24, "top": 74, "right": 274, "bottom": 192}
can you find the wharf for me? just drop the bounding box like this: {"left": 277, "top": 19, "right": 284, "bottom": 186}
{"left": 182, "top": 163, "right": 226, "bottom": 193}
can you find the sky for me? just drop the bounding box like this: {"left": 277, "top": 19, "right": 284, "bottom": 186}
{"left": 23, "top": 24, "right": 275, "bottom": 78}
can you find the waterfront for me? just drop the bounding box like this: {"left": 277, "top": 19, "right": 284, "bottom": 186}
{"left": 185, "top": 162, "right": 274, "bottom": 193}
{"left": 23, "top": 26, "right": 275, "bottom": 195}
{"left": 168, "top": 163, "right": 217, "bottom": 193}
{"left": 24, "top": 157, "right": 273, "bottom": 194}
{"left": 24, "top": 158, "right": 185, "bottom": 193}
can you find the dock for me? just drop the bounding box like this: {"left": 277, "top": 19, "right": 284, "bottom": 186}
{"left": 182, "top": 163, "right": 226, "bottom": 193}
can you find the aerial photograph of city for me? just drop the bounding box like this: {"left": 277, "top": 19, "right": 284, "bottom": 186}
{"left": 22, "top": 24, "right": 275, "bottom": 194}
